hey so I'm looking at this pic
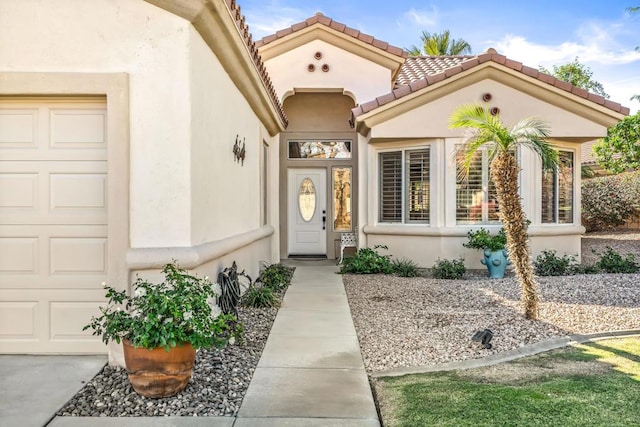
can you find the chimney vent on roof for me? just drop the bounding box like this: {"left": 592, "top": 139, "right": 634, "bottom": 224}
{"left": 485, "top": 47, "right": 498, "bottom": 54}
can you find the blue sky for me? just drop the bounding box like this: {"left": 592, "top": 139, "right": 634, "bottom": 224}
{"left": 239, "top": 0, "right": 640, "bottom": 113}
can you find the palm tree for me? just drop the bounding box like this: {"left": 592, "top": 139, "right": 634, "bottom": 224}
{"left": 407, "top": 30, "right": 472, "bottom": 56}
{"left": 450, "top": 104, "right": 559, "bottom": 320}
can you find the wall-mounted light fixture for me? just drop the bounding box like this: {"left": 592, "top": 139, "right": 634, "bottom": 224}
{"left": 233, "top": 135, "right": 246, "bottom": 166}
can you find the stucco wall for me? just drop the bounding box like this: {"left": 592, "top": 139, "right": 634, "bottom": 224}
{"left": 264, "top": 39, "right": 392, "bottom": 104}
{"left": 0, "top": 0, "right": 193, "bottom": 247}
{"left": 188, "top": 27, "right": 268, "bottom": 244}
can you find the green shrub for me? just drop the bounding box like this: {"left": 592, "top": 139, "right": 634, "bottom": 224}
{"left": 533, "top": 250, "right": 579, "bottom": 276}
{"left": 242, "top": 285, "right": 278, "bottom": 308}
{"left": 581, "top": 171, "right": 640, "bottom": 232}
{"left": 432, "top": 258, "right": 466, "bottom": 279}
{"left": 463, "top": 228, "right": 507, "bottom": 252}
{"left": 392, "top": 257, "right": 420, "bottom": 277}
{"left": 571, "top": 263, "right": 600, "bottom": 275}
{"left": 258, "top": 262, "right": 295, "bottom": 291}
{"left": 594, "top": 246, "right": 639, "bottom": 274}
{"left": 339, "top": 245, "right": 394, "bottom": 274}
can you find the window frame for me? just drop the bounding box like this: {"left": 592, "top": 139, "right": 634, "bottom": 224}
{"left": 378, "top": 146, "right": 431, "bottom": 224}
{"left": 541, "top": 148, "right": 575, "bottom": 225}
{"left": 455, "top": 146, "right": 502, "bottom": 225}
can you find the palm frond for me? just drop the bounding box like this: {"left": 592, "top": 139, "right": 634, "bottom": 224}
{"left": 510, "top": 117, "right": 558, "bottom": 170}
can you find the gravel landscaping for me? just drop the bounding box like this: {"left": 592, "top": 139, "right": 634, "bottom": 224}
{"left": 345, "top": 233, "right": 640, "bottom": 373}
{"left": 57, "top": 305, "right": 278, "bottom": 417}
{"left": 56, "top": 234, "right": 639, "bottom": 414}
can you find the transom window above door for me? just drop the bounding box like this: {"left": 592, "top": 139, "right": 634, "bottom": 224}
{"left": 378, "top": 147, "right": 430, "bottom": 224}
{"left": 288, "top": 140, "right": 351, "bottom": 159}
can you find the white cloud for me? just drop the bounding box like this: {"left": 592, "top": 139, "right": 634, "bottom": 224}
{"left": 242, "top": 3, "right": 310, "bottom": 39}
{"left": 487, "top": 35, "right": 640, "bottom": 113}
{"left": 403, "top": 7, "right": 439, "bottom": 27}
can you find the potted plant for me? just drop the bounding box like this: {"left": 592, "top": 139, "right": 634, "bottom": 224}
{"left": 84, "top": 262, "right": 240, "bottom": 398}
{"left": 463, "top": 227, "right": 510, "bottom": 278}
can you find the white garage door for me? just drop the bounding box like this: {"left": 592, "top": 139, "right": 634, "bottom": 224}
{"left": 0, "top": 99, "right": 108, "bottom": 353}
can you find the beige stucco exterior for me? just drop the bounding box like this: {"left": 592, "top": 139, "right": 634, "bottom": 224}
{"left": 0, "top": 0, "right": 283, "bottom": 356}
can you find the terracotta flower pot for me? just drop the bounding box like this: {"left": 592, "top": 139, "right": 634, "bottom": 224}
{"left": 122, "top": 339, "right": 196, "bottom": 398}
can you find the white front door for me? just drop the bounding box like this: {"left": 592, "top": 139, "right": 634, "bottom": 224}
{"left": 288, "top": 168, "right": 327, "bottom": 256}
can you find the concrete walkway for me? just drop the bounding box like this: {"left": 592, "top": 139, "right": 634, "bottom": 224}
{"left": 235, "top": 265, "right": 379, "bottom": 426}
{"left": 2, "top": 265, "right": 378, "bottom": 427}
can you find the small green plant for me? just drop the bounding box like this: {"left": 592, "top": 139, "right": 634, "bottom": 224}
{"left": 594, "top": 246, "right": 639, "bottom": 273}
{"left": 242, "top": 284, "right": 279, "bottom": 308}
{"left": 571, "top": 263, "right": 600, "bottom": 275}
{"left": 432, "top": 258, "right": 466, "bottom": 279}
{"left": 392, "top": 257, "right": 420, "bottom": 277}
{"left": 533, "top": 250, "right": 579, "bottom": 276}
{"left": 84, "top": 262, "right": 241, "bottom": 351}
{"left": 463, "top": 228, "right": 507, "bottom": 252}
{"left": 257, "top": 262, "right": 295, "bottom": 291}
{"left": 339, "top": 245, "right": 394, "bottom": 274}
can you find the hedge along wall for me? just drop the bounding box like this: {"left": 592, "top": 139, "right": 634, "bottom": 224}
{"left": 581, "top": 171, "right": 640, "bottom": 232}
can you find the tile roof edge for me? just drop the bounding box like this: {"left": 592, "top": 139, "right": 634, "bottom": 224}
{"left": 255, "top": 13, "right": 408, "bottom": 59}
{"left": 225, "top": 0, "right": 288, "bottom": 126}
{"left": 353, "top": 52, "right": 630, "bottom": 119}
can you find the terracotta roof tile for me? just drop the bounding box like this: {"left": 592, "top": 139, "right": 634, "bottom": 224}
{"left": 571, "top": 86, "right": 589, "bottom": 98}
{"left": 329, "top": 21, "right": 346, "bottom": 32}
{"left": 587, "top": 92, "right": 606, "bottom": 105}
{"left": 352, "top": 49, "right": 629, "bottom": 120}
{"left": 504, "top": 58, "right": 523, "bottom": 71}
{"left": 554, "top": 79, "right": 572, "bottom": 91}
{"left": 225, "top": 0, "right": 287, "bottom": 126}
{"left": 521, "top": 65, "right": 539, "bottom": 78}
{"left": 376, "top": 92, "right": 397, "bottom": 105}
{"left": 256, "top": 13, "right": 407, "bottom": 59}
{"left": 358, "top": 33, "right": 375, "bottom": 44}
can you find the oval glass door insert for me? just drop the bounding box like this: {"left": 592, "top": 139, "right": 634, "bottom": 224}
{"left": 298, "top": 178, "right": 316, "bottom": 222}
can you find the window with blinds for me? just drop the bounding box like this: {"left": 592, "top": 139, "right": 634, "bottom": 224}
{"left": 379, "top": 152, "right": 402, "bottom": 222}
{"left": 456, "top": 149, "right": 499, "bottom": 224}
{"left": 542, "top": 150, "right": 574, "bottom": 224}
{"left": 379, "top": 148, "right": 430, "bottom": 223}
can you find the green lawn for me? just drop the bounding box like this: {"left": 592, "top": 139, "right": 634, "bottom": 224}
{"left": 374, "top": 338, "right": 640, "bottom": 427}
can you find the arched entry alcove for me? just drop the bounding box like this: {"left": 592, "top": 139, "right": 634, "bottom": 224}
{"left": 279, "top": 91, "right": 357, "bottom": 259}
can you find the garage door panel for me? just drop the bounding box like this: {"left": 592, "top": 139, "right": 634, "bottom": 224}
{"left": 0, "top": 301, "right": 38, "bottom": 338}
{"left": 0, "top": 100, "right": 108, "bottom": 354}
{"left": 0, "top": 289, "right": 109, "bottom": 353}
{"left": 0, "top": 162, "right": 106, "bottom": 224}
{"left": 50, "top": 109, "right": 106, "bottom": 147}
{"left": 50, "top": 301, "right": 104, "bottom": 340}
{"left": 0, "top": 108, "right": 38, "bottom": 147}
{"left": 0, "top": 237, "right": 39, "bottom": 274}
{"left": 50, "top": 237, "right": 107, "bottom": 275}
{"left": 50, "top": 173, "right": 106, "bottom": 209}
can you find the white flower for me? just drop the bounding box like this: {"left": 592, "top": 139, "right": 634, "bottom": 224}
{"left": 183, "top": 311, "right": 193, "bottom": 321}
{"left": 134, "top": 287, "right": 146, "bottom": 297}
{"left": 101, "top": 281, "right": 107, "bottom": 287}
{"left": 229, "top": 336, "right": 235, "bottom": 345}
{"left": 211, "top": 283, "right": 222, "bottom": 296}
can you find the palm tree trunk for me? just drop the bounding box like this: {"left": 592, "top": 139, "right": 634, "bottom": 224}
{"left": 491, "top": 152, "right": 539, "bottom": 320}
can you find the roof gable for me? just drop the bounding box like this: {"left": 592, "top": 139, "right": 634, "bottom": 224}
{"left": 256, "top": 13, "right": 406, "bottom": 80}
{"left": 352, "top": 50, "right": 629, "bottom": 132}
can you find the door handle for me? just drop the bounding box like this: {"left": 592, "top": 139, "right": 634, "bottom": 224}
{"left": 322, "top": 210, "right": 326, "bottom": 230}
